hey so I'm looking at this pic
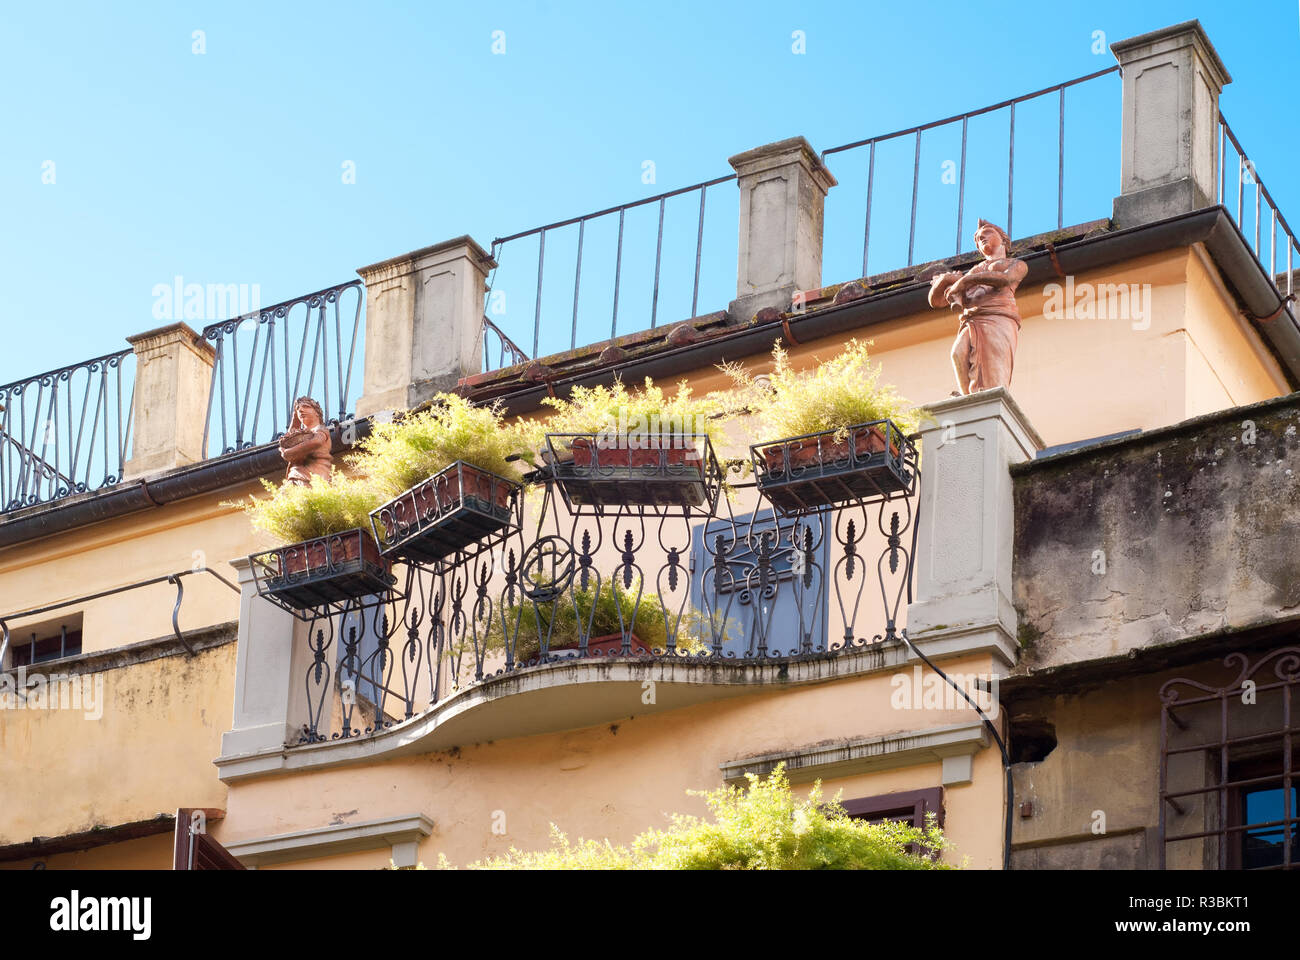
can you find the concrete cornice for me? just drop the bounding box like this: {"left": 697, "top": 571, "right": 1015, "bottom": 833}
{"left": 728, "top": 136, "right": 837, "bottom": 191}
{"left": 718, "top": 720, "right": 989, "bottom": 786}
{"left": 1110, "top": 20, "right": 1231, "bottom": 87}
{"left": 222, "top": 813, "right": 434, "bottom": 868}
{"left": 125, "top": 321, "right": 216, "bottom": 362}
{"left": 356, "top": 235, "right": 495, "bottom": 286}
{"left": 919, "top": 387, "right": 1046, "bottom": 454}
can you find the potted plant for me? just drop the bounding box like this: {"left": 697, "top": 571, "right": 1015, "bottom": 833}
{"left": 230, "top": 473, "right": 392, "bottom": 610}
{"left": 531, "top": 377, "right": 729, "bottom": 512}
{"left": 346, "top": 393, "right": 534, "bottom": 564}
{"left": 485, "top": 579, "right": 714, "bottom": 663}
{"left": 720, "top": 339, "right": 928, "bottom": 514}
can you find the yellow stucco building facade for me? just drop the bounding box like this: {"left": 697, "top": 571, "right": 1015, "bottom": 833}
{"left": 4, "top": 20, "right": 1298, "bottom": 872}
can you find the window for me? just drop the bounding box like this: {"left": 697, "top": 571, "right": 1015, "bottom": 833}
{"left": 840, "top": 787, "right": 944, "bottom": 829}
{"left": 839, "top": 788, "right": 944, "bottom": 860}
{"left": 6, "top": 617, "right": 82, "bottom": 668}
{"left": 1226, "top": 756, "right": 1297, "bottom": 870}
{"left": 1159, "top": 644, "right": 1299, "bottom": 870}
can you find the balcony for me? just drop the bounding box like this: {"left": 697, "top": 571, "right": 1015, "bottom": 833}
{"left": 248, "top": 425, "right": 921, "bottom": 749}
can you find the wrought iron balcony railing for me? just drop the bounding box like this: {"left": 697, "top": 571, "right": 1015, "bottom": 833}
{"left": 200, "top": 280, "right": 365, "bottom": 456}
{"left": 0, "top": 348, "right": 135, "bottom": 512}
{"left": 254, "top": 423, "right": 921, "bottom": 746}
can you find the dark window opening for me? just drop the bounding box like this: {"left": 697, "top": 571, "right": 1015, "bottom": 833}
{"left": 9, "top": 625, "right": 82, "bottom": 667}
{"left": 840, "top": 787, "right": 944, "bottom": 858}
{"left": 1226, "top": 754, "right": 1298, "bottom": 870}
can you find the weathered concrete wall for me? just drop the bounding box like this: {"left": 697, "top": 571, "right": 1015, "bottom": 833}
{"left": 1006, "top": 641, "right": 1292, "bottom": 869}
{"left": 0, "top": 637, "right": 236, "bottom": 847}
{"left": 1012, "top": 392, "right": 1300, "bottom": 673}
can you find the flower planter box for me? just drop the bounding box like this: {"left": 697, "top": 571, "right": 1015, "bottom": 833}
{"left": 753, "top": 420, "right": 913, "bottom": 516}
{"left": 252, "top": 528, "right": 393, "bottom": 611}
{"left": 545, "top": 434, "right": 714, "bottom": 512}
{"left": 760, "top": 424, "right": 896, "bottom": 473}
{"left": 545, "top": 632, "right": 651, "bottom": 659}
{"left": 370, "top": 461, "right": 520, "bottom": 565}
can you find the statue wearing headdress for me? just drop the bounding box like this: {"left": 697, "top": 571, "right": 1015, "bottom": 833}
{"left": 279, "top": 396, "right": 333, "bottom": 485}
{"left": 928, "top": 220, "right": 1027, "bottom": 395}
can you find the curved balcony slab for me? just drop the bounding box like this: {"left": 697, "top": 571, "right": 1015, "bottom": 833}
{"left": 215, "top": 640, "right": 922, "bottom": 783}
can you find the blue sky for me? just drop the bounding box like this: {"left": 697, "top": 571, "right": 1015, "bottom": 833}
{"left": 3, "top": 0, "right": 1299, "bottom": 383}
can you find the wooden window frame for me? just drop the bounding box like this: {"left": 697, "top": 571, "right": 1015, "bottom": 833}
{"left": 839, "top": 787, "right": 944, "bottom": 828}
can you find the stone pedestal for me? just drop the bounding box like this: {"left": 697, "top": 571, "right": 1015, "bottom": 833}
{"left": 906, "top": 389, "right": 1043, "bottom": 668}
{"left": 728, "top": 137, "right": 836, "bottom": 320}
{"left": 219, "top": 557, "right": 325, "bottom": 764}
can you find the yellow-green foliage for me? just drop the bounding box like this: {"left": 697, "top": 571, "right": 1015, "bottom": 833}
{"left": 721, "top": 338, "right": 929, "bottom": 442}
{"left": 443, "top": 764, "right": 953, "bottom": 870}
{"left": 227, "top": 474, "right": 383, "bottom": 544}
{"left": 482, "top": 579, "right": 716, "bottom": 660}
{"left": 532, "top": 376, "right": 730, "bottom": 448}
{"left": 347, "top": 393, "right": 535, "bottom": 498}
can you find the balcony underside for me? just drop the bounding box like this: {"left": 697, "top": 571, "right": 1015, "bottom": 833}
{"left": 215, "top": 641, "right": 920, "bottom": 783}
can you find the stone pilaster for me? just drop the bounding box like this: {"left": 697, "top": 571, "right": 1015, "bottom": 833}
{"left": 122, "top": 322, "right": 215, "bottom": 479}
{"left": 355, "top": 236, "right": 494, "bottom": 418}
{"left": 906, "top": 388, "right": 1043, "bottom": 668}
{"left": 218, "top": 557, "right": 323, "bottom": 765}
{"left": 1111, "top": 20, "right": 1232, "bottom": 228}
{"left": 728, "top": 136, "right": 836, "bottom": 320}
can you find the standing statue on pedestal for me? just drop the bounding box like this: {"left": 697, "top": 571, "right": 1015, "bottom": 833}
{"left": 928, "top": 220, "right": 1027, "bottom": 395}
{"left": 280, "top": 396, "right": 333, "bottom": 485}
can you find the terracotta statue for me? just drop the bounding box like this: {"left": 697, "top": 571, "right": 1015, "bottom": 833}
{"left": 928, "top": 220, "right": 1027, "bottom": 395}
{"left": 280, "top": 397, "right": 333, "bottom": 485}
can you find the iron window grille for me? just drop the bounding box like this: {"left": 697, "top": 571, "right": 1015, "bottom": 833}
{"left": 1159, "top": 645, "right": 1299, "bottom": 870}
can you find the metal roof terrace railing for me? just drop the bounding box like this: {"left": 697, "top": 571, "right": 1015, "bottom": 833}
{"left": 200, "top": 279, "right": 366, "bottom": 456}
{"left": 481, "top": 66, "right": 1123, "bottom": 369}
{"left": 1219, "top": 113, "right": 1298, "bottom": 301}
{"left": 485, "top": 172, "right": 739, "bottom": 365}
{"left": 0, "top": 280, "right": 367, "bottom": 515}
{"left": 0, "top": 349, "right": 136, "bottom": 512}
{"left": 820, "top": 65, "right": 1120, "bottom": 276}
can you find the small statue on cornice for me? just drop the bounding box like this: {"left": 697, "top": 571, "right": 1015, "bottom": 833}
{"left": 927, "top": 220, "right": 1027, "bottom": 395}
{"left": 280, "top": 396, "right": 333, "bottom": 485}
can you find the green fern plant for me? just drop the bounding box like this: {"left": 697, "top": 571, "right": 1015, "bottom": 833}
{"left": 226, "top": 473, "right": 383, "bottom": 544}
{"left": 528, "top": 376, "right": 731, "bottom": 453}
{"left": 347, "top": 393, "right": 536, "bottom": 498}
{"left": 481, "top": 579, "right": 724, "bottom": 660}
{"left": 720, "top": 338, "right": 929, "bottom": 442}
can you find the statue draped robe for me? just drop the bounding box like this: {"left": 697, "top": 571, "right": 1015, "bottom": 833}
{"left": 280, "top": 426, "right": 332, "bottom": 485}
{"left": 936, "top": 257, "right": 1024, "bottom": 394}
